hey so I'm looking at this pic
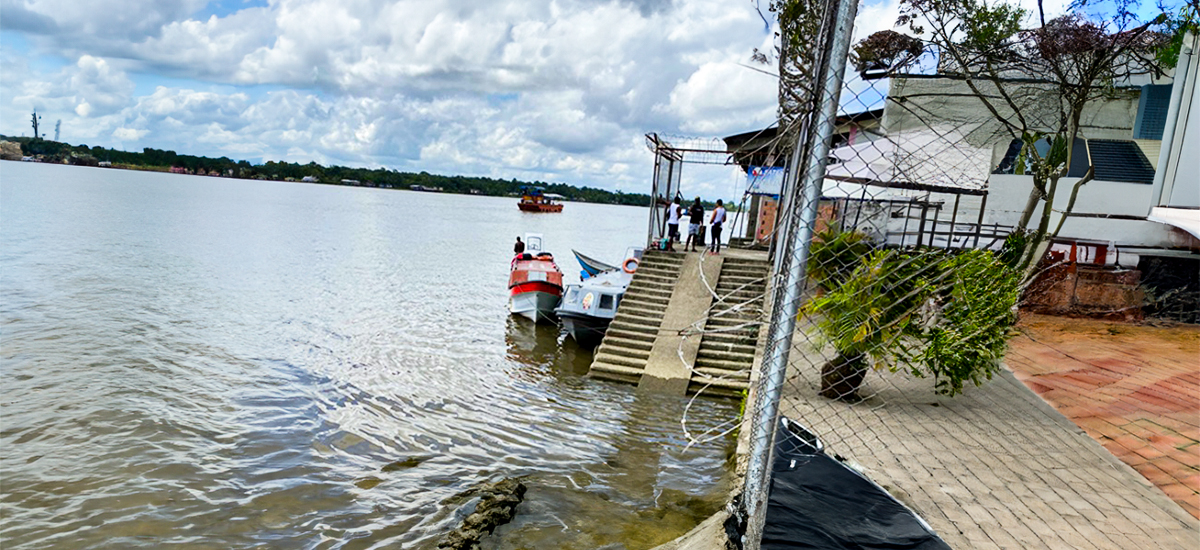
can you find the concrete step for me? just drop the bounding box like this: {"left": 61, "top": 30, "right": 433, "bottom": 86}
{"left": 722, "top": 262, "right": 768, "bottom": 271}
{"left": 609, "top": 324, "right": 657, "bottom": 341}
{"left": 614, "top": 311, "right": 666, "bottom": 326}
{"left": 712, "top": 292, "right": 764, "bottom": 304}
{"left": 694, "top": 357, "right": 754, "bottom": 371}
{"left": 687, "top": 376, "right": 749, "bottom": 392}
{"left": 705, "top": 317, "right": 760, "bottom": 328}
{"left": 708, "top": 308, "right": 761, "bottom": 321}
{"left": 719, "top": 273, "right": 766, "bottom": 283}
{"left": 715, "top": 285, "right": 766, "bottom": 297}
{"left": 702, "top": 332, "right": 760, "bottom": 347}
{"left": 594, "top": 351, "right": 647, "bottom": 368}
{"left": 604, "top": 335, "right": 654, "bottom": 351}
{"left": 590, "top": 363, "right": 643, "bottom": 385}
{"left": 697, "top": 348, "right": 755, "bottom": 363}
{"left": 609, "top": 319, "right": 659, "bottom": 333}
{"left": 723, "top": 259, "right": 770, "bottom": 268}
{"left": 635, "top": 268, "right": 680, "bottom": 279}
{"left": 624, "top": 287, "right": 673, "bottom": 299}
{"left": 619, "top": 303, "right": 665, "bottom": 319}
{"left": 716, "top": 276, "right": 766, "bottom": 286}
{"left": 599, "top": 342, "right": 651, "bottom": 359}
{"left": 635, "top": 268, "right": 678, "bottom": 278}
{"left": 698, "top": 340, "right": 757, "bottom": 355}
{"left": 620, "top": 296, "right": 668, "bottom": 310}
{"left": 693, "top": 367, "right": 751, "bottom": 380}
{"left": 629, "top": 280, "right": 675, "bottom": 292}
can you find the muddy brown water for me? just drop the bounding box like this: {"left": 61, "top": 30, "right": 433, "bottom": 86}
{"left": 1, "top": 163, "right": 738, "bottom": 549}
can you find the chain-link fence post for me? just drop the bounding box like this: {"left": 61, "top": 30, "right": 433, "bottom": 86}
{"left": 740, "top": 0, "right": 860, "bottom": 545}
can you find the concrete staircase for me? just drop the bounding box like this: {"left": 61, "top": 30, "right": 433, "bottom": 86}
{"left": 688, "top": 257, "right": 771, "bottom": 396}
{"left": 588, "top": 251, "right": 684, "bottom": 385}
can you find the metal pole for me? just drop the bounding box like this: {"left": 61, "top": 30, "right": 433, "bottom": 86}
{"left": 649, "top": 137, "right": 662, "bottom": 248}
{"left": 947, "top": 194, "right": 961, "bottom": 250}
{"left": 742, "top": 0, "right": 860, "bottom": 543}
{"left": 772, "top": 144, "right": 803, "bottom": 272}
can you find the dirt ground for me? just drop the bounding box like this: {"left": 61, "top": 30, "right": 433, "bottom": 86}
{"left": 1006, "top": 313, "right": 1200, "bottom": 518}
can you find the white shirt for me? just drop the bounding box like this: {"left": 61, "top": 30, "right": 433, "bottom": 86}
{"left": 712, "top": 206, "right": 726, "bottom": 225}
{"left": 667, "top": 204, "right": 681, "bottom": 224}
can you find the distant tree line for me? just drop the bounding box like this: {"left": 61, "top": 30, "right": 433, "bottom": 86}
{"left": 2, "top": 136, "right": 662, "bottom": 207}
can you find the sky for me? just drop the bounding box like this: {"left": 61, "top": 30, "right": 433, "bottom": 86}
{"left": 0, "top": 0, "right": 1106, "bottom": 198}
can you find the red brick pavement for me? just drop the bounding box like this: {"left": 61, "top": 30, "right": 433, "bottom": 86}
{"left": 1006, "top": 314, "right": 1200, "bottom": 519}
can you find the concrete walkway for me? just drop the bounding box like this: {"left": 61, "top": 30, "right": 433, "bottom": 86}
{"left": 1006, "top": 314, "right": 1200, "bottom": 519}
{"left": 767, "top": 345, "right": 1199, "bottom": 549}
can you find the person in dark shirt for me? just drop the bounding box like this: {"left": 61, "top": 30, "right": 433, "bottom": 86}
{"left": 514, "top": 237, "right": 525, "bottom": 255}
{"left": 686, "top": 198, "right": 704, "bottom": 252}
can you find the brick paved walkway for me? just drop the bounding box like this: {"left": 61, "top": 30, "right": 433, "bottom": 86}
{"left": 1006, "top": 314, "right": 1200, "bottom": 519}
{"left": 764, "top": 330, "right": 1200, "bottom": 549}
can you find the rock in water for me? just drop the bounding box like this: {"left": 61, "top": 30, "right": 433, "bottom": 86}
{"left": 381, "top": 456, "right": 432, "bottom": 472}
{"left": 437, "top": 478, "right": 527, "bottom": 549}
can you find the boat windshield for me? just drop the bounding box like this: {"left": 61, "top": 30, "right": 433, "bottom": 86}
{"left": 524, "top": 233, "right": 544, "bottom": 253}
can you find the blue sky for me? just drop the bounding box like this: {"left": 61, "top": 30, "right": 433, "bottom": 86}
{"left": 2, "top": 0, "right": 1161, "bottom": 197}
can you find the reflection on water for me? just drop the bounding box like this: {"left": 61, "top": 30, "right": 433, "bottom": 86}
{"left": 1, "top": 163, "right": 737, "bottom": 549}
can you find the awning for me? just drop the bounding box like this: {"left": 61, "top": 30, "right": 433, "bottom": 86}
{"left": 1148, "top": 206, "right": 1200, "bottom": 240}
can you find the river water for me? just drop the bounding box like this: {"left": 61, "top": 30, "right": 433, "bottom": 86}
{"left": 0, "top": 163, "right": 738, "bottom": 549}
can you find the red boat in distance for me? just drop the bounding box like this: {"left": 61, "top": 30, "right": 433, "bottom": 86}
{"left": 518, "top": 187, "right": 564, "bottom": 212}
{"left": 508, "top": 233, "right": 564, "bottom": 323}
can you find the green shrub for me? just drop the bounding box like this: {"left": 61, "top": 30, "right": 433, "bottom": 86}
{"left": 807, "top": 227, "right": 873, "bottom": 291}
{"left": 806, "top": 247, "right": 1021, "bottom": 396}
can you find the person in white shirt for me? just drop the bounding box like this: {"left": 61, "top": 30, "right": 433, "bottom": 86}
{"left": 666, "top": 197, "right": 682, "bottom": 249}
{"left": 709, "top": 200, "right": 726, "bottom": 254}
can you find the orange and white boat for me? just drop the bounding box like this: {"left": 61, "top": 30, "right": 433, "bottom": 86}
{"left": 508, "top": 234, "right": 564, "bottom": 323}
{"left": 517, "top": 187, "right": 564, "bottom": 212}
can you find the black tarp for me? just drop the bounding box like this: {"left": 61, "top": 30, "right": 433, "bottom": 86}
{"left": 760, "top": 418, "right": 952, "bottom": 550}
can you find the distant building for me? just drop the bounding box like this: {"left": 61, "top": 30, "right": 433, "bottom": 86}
{"left": 301, "top": 175, "right": 319, "bottom": 183}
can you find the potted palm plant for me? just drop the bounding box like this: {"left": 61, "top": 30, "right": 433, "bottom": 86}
{"left": 806, "top": 246, "right": 1020, "bottom": 400}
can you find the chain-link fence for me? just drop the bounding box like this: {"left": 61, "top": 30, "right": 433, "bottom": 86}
{"left": 737, "top": 0, "right": 1056, "bottom": 546}
{"left": 626, "top": 2, "right": 1200, "bottom": 546}
{"left": 729, "top": 0, "right": 1200, "bottom": 546}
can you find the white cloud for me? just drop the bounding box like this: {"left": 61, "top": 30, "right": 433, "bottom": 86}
{"left": 665, "top": 61, "right": 777, "bottom": 134}
{"left": 1, "top": 0, "right": 797, "bottom": 195}
{"left": 112, "top": 127, "right": 147, "bottom": 140}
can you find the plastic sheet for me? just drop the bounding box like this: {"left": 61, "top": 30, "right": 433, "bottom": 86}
{"left": 761, "top": 418, "right": 951, "bottom": 550}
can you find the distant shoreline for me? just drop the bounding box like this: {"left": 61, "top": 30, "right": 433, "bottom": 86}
{"left": 0, "top": 136, "right": 739, "bottom": 210}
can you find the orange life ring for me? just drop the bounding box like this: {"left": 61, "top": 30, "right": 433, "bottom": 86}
{"left": 622, "top": 258, "right": 639, "bottom": 273}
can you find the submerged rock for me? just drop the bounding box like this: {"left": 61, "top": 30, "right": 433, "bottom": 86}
{"left": 437, "top": 478, "right": 527, "bottom": 549}
{"left": 381, "top": 456, "right": 432, "bottom": 472}
{"left": 354, "top": 477, "right": 383, "bottom": 490}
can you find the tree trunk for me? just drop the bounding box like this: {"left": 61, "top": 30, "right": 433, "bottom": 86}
{"left": 820, "top": 352, "right": 868, "bottom": 402}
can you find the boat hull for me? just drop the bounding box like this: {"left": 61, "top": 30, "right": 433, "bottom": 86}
{"left": 557, "top": 311, "right": 611, "bottom": 348}
{"left": 510, "top": 289, "right": 562, "bottom": 323}
{"left": 572, "top": 249, "right": 617, "bottom": 278}
{"left": 518, "top": 202, "right": 563, "bottom": 213}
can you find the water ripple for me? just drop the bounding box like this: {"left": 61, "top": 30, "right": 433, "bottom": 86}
{"left": 1, "top": 163, "right": 739, "bottom": 549}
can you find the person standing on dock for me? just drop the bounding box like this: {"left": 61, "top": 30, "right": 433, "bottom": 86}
{"left": 514, "top": 236, "right": 525, "bottom": 255}
{"left": 709, "top": 200, "right": 726, "bottom": 254}
{"left": 686, "top": 197, "right": 703, "bottom": 252}
{"left": 666, "top": 197, "right": 682, "bottom": 250}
